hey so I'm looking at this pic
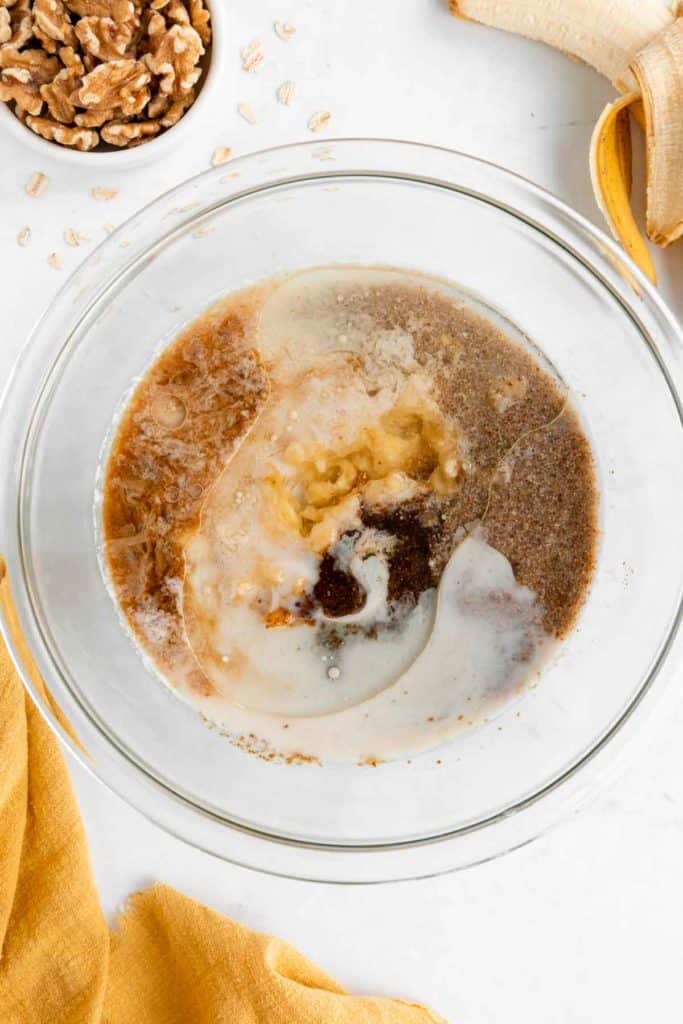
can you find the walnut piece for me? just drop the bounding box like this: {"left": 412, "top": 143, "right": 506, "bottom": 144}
{"left": 77, "top": 56, "right": 149, "bottom": 109}
{"left": 74, "top": 105, "right": 112, "bottom": 125}
{"left": 6, "top": 0, "right": 32, "bottom": 48}
{"left": 27, "top": 112, "right": 98, "bottom": 147}
{"left": 186, "top": 0, "right": 208, "bottom": 44}
{"left": 146, "top": 86, "right": 166, "bottom": 116}
{"left": 41, "top": 66, "right": 79, "bottom": 120}
{"left": 0, "top": 0, "right": 211, "bottom": 149}
{"left": 64, "top": 0, "right": 133, "bottom": 22}
{"left": 0, "top": 46, "right": 59, "bottom": 113}
{"left": 0, "top": 44, "right": 59, "bottom": 77}
{"left": 33, "top": 24, "right": 59, "bottom": 50}
{"left": 165, "top": 0, "right": 187, "bottom": 24}
{"left": 0, "top": 71, "right": 41, "bottom": 114}
{"left": 75, "top": 15, "right": 132, "bottom": 59}
{"left": 144, "top": 22, "right": 203, "bottom": 95}
{"left": 156, "top": 85, "right": 192, "bottom": 125}
{"left": 100, "top": 117, "right": 158, "bottom": 144}
{"left": 33, "top": 0, "right": 75, "bottom": 46}
{"left": 143, "top": 9, "right": 164, "bottom": 51}
{"left": 59, "top": 44, "right": 84, "bottom": 72}
{"left": 141, "top": 84, "right": 191, "bottom": 125}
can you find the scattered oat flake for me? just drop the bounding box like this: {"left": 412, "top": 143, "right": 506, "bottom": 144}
{"left": 313, "top": 145, "right": 335, "bottom": 161}
{"left": 308, "top": 111, "right": 331, "bottom": 133}
{"left": 274, "top": 20, "right": 295, "bottom": 41}
{"left": 92, "top": 187, "right": 119, "bottom": 201}
{"left": 48, "top": 252, "right": 62, "bottom": 270}
{"left": 193, "top": 226, "right": 212, "bottom": 238}
{"left": 17, "top": 226, "right": 31, "bottom": 247}
{"left": 277, "top": 80, "right": 297, "bottom": 106}
{"left": 241, "top": 39, "right": 264, "bottom": 72}
{"left": 220, "top": 172, "right": 240, "bottom": 182}
{"left": 64, "top": 228, "right": 89, "bottom": 247}
{"left": 238, "top": 102, "right": 257, "bottom": 124}
{"left": 211, "top": 146, "right": 232, "bottom": 167}
{"left": 26, "top": 172, "right": 48, "bottom": 198}
{"left": 103, "top": 223, "right": 116, "bottom": 234}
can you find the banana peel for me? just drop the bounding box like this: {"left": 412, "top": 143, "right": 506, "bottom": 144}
{"left": 449, "top": 0, "right": 683, "bottom": 284}
{"left": 589, "top": 93, "right": 656, "bottom": 283}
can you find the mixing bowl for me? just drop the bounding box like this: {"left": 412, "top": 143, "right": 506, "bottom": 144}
{"left": 1, "top": 139, "right": 682, "bottom": 882}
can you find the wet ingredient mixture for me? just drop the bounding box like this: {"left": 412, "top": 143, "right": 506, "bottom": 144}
{"left": 101, "top": 267, "right": 598, "bottom": 763}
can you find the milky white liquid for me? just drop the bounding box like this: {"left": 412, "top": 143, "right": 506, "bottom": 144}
{"left": 181, "top": 533, "right": 555, "bottom": 763}
{"left": 172, "top": 268, "right": 560, "bottom": 762}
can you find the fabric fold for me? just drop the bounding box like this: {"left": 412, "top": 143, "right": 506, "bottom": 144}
{"left": 0, "top": 567, "right": 444, "bottom": 1024}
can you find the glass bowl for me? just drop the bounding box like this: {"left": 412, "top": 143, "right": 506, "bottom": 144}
{"left": 2, "top": 139, "right": 683, "bottom": 883}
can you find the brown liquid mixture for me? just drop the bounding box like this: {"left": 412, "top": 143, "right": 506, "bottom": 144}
{"left": 102, "top": 267, "right": 598, "bottom": 760}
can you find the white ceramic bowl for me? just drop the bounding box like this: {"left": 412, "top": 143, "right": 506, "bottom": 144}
{"left": 0, "top": 0, "right": 226, "bottom": 169}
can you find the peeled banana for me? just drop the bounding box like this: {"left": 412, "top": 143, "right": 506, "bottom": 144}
{"left": 632, "top": 20, "right": 683, "bottom": 247}
{"left": 449, "top": 0, "right": 674, "bottom": 86}
{"left": 449, "top": 0, "right": 683, "bottom": 284}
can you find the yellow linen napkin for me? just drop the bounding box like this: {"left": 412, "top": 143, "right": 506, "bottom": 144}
{"left": 0, "top": 565, "right": 445, "bottom": 1024}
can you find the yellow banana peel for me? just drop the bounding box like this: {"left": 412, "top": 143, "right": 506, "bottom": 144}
{"left": 589, "top": 93, "right": 656, "bottom": 284}
{"left": 449, "top": 0, "right": 683, "bottom": 284}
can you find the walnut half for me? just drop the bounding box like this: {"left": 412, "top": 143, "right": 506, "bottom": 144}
{"left": 33, "top": 0, "right": 76, "bottom": 47}
{"left": 144, "top": 22, "right": 203, "bottom": 96}
{"left": 0, "top": 8, "right": 11, "bottom": 42}
{"left": 76, "top": 57, "right": 150, "bottom": 111}
{"left": 101, "top": 118, "right": 159, "bottom": 144}
{"left": 74, "top": 14, "right": 132, "bottom": 59}
{"left": 26, "top": 112, "right": 98, "bottom": 148}
{"left": 0, "top": 46, "right": 60, "bottom": 114}
{"left": 40, "top": 66, "right": 79, "bottom": 121}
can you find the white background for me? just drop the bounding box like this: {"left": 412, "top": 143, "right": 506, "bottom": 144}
{"left": 2, "top": 2, "right": 683, "bottom": 1021}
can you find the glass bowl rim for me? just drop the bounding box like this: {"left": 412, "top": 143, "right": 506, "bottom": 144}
{"left": 2, "top": 137, "right": 683, "bottom": 882}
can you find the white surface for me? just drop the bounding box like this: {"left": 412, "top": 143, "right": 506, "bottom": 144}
{"left": 2, "top": 2, "right": 683, "bottom": 1021}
